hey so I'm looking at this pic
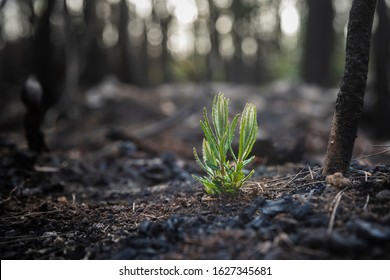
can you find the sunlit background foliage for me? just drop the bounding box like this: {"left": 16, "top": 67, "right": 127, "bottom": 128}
{"left": 0, "top": 0, "right": 388, "bottom": 89}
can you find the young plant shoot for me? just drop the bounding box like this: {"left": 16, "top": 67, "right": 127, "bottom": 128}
{"left": 192, "top": 93, "right": 258, "bottom": 195}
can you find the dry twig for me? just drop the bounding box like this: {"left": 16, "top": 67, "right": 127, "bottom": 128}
{"left": 327, "top": 190, "right": 344, "bottom": 235}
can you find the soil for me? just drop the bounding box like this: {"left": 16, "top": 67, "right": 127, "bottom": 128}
{"left": 1, "top": 81, "right": 390, "bottom": 260}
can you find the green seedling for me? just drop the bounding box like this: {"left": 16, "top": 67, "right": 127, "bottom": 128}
{"left": 192, "top": 92, "right": 258, "bottom": 195}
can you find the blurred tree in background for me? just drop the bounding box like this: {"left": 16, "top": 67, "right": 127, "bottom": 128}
{"left": 372, "top": 0, "right": 390, "bottom": 139}
{"left": 301, "top": 0, "right": 334, "bottom": 87}
{"left": 0, "top": 0, "right": 337, "bottom": 86}
{"left": 0, "top": 0, "right": 389, "bottom": 136}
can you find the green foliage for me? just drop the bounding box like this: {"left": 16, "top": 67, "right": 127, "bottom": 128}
{"left": 192, "top": 93, "right": 258, "bottom": 195}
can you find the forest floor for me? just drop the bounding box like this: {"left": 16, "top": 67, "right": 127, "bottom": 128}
{"left": 1, "top": 80, "right": 390, "bottom": 259}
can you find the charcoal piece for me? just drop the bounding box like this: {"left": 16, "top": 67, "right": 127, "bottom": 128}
{"left": 138, "top": 220, "right": 152, "bottom": 235}
{"left": 370, "top": 164, "right": 390, "bottom": 173}
{"left": 247, "top": 197, "right": 266, "bottom": 216}
{"left": 139, "top": 220, "right": 166, "bottom": 237}
{"left": 349, "top": 219, "right": 390, "bottom": 242}
{"left": 237, "top": 197, "right": 266, "bottom": 225}
{"left": 274, "top": 215, "right": 298, "bottom": 232}
{"left": 149, "top": 222, "right": 164, "bottom": 236}
{"left": 164, "top": 215, "right": 184, "bottom": 242}
{"left": 329, "top": 232, "right": 366, "bottom": 253}
{"left": 291, "top": 203, "right": 313, "bottom": 220}
{"left": 299, "top": 230, "right": 328, "bottom": 249}
{"left": 165, "top": 216, "right": 181, "bottom": 231}
{"left": 247, "top": 216, "right": 272, "bottom": 230}
{"left": 260, "top": 196, "right": 293, "bottom": 217}
{"left": 303, "top": 214, "right": 329, "bottom": 227}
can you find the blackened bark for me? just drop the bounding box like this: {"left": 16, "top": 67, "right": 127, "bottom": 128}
{"left": 33, "top": 0, "right": 58, "bottom": 111}
{"left": 323, "top": 0, "right": 377, "bottom": 175}
{"left": 22, "top": 0, "right": 58, "bottom": 153}
{"left": 63, "top": 2, "right": 80, "bottom": 109}
{"left": 302, "top": 0, "right": 334, "bottom": 87}
{"left": 81, "top": 0, "right": 109, "bottom": 86}
{"left": 116, "top": 0, "right": 132, "bottom": 83}
{"left": 206, "top": 1, "right": 221, "bottom": 81}
{"left": 160, "top": 17, "right": 171, "bottom": 82}
{"left": 372, "top": 0, "right": 390, "bottom": 139}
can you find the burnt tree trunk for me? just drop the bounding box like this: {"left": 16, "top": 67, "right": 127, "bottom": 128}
{"left": 372, "top": 0, "right": 390, "bottom": 139}
{"left": 81, "top": 0, "right": 109, "bottom": 86}
{"left": 206, "top": 1, "right": 221, "bottom": 81}
{"left": 302, "top": 0, "right": 335, "bottom": 87}
{"left": 22, "top": 0, "right": 59, "bottom": 153}
{"left": 323, "top": 0, "right": 377, "bottom": 175}
{"left": 116, "top": 0, "right": 132, "bottom": 83}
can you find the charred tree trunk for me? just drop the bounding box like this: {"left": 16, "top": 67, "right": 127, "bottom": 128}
{"left": 33, "top": 0, "right": 65, "bottom": 112}
{"left": 302, "top": 0, "right": 334, "bottom": 87}
{"left": 372, "top": 0, "right": 390, "bottom": 139}
{"left": 22, "top": 0, "right": 59, "bottom": 153}
{"left": 206, "top": 2, "right": 221, "bottom": 81}
{"left": 160, "top": 16, "right": 171, "bottom": 82}
{"left": 62, "top": 1, "right": 81, "bottom": 111}
{"left": 116, "top": 0, "right": 132, "bottom": 83}
{"left": 81, "top": 0, "right": 108, "bottom": 86}
{"left": 322, "top": 0, "right": 377, "bottom": 175}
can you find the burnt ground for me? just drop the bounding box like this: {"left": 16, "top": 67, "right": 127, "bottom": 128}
{"left": 1, "top": 81, "right": 390, "bottom": 260}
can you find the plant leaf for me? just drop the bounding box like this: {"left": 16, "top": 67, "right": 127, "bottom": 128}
{"left": 239, "top": 103, "right": 258, "bottom": 161}
{"left": 212, "top": 93, "right": 228, "bottom": 139}
{"left": 241, "top": 170, "right": 255, "bottom": 184}
{"left": 193, "top": 147, "right": 213, "bottom": 176}
{"left": 243, "top": 156, "right": 255, "bottom": 167}
{"left": 202, "top": 139, "right": 216, "bottom": 165}
{"left": 200, "top": 108, "right": 218, "bottom": 152}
